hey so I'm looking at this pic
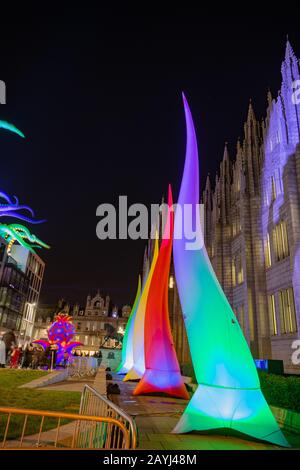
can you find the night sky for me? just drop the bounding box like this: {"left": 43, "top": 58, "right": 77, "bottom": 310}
{"left": 1, "top": 7, "right": 300, "bottom": 308}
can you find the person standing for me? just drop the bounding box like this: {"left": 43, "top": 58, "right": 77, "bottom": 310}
{"left": 62, "top": 350, "right": 69, "bottom": 368}
{"left": 23, "top": 343, "right": 34, "bottom": 368}
{"left": 32, "top": 347, "right": 41, "bottom": 369}
{"left": 49, "top": 344, "right": 58, "bottom": 369}
{"left": 0, "top": 336, "right": 6, "bottom": 368}
{"left": 10, "top": 345, "right": 21, "bottom": 368}
{"left": 3, "top": 329, "right": 16, "bottom": 358}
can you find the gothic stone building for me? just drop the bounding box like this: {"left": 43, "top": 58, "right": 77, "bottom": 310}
{"left": 72, "top": 291, "right": 129, "bottom": 354}
{"left": 163, "top": 41, "right": 300, "bottom": 374}
{"left": 34, "top": 293, "right": 130, "bottom": 355}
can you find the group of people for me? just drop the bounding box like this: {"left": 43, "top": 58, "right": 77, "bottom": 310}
{"left": 73, "top": 350, "right": 102, "bottom": 359}
{"left": 0, "top": 329, "right": 105, "bottom": 370}
{"left": 0, "top": 329, "right": 19, "bottom": 368}
{"left": 0, "top": 329, "right": 68, "bottom": 370}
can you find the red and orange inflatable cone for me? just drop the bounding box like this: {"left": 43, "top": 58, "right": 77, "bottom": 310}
{"left": 133, "top": 185, "right": 189, "bottom": 399}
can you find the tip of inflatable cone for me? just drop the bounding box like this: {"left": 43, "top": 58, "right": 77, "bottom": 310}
{"left": 167, "top": 184, "right": 173, "bottom": 207}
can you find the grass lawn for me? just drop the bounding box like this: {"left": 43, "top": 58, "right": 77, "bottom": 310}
{"left": 0, "top": 369, "right": 81, "bottom": 440}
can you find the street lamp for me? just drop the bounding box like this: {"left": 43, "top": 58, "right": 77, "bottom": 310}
{"left": 117, "top": 326, "right": 125, "bottom": 336}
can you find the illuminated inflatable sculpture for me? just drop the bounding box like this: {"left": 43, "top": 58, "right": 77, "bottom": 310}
{"left": 133, "top": 186, "right": 189, "bottom": 399}
{"left": 34, "top": 314, "right": 82, "bottom": 365}
{"left": 124, "top": 238, "right": 159, "bottom": 381}
{"left": 115, "top": 276, "right": 142, "bottom": 374}
{"left": 0, "top": 191, "right": 46, "bottom": 224}
{"left": 0, "top": 119, "right": 25, "bottom": 138}
{"left": 0, "top": 223, "right": 50, "bottom": 254}
{"left": 172, "top": 93, "right": 289, "bottom": 446}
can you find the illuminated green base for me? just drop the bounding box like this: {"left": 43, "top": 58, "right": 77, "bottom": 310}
{"left": 123, "top": 367, "right": 142, "bottom": 382}
{"left": 172, "top": 384, "right": 290, "bottom": 447}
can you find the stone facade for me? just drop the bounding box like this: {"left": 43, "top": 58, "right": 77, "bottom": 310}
{"left": 72, "top": 291, "right": 129, "bottom": 354}
{"left": 201, "top": 41, "right": 300, "bottom": 373}
{"left": 33, "top": 293, "right": 130, "bottom": 355}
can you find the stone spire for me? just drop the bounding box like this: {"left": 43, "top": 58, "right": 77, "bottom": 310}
{"left": 284, "top": 38, "right": 296, "bottom": 64}
{"left": 203, "top": 173, "right": 212, "bottom": 251}
{"left": 223, "top": 142, "right": 229, "bottom": 161}
{"left": 244, "top": 99, "right": 260, "bottom": 148}
{"left": 205, "top": 173, "right": 211, "bottom": 192}
{"left": 246, "top": 99, "right": 256, "bottom": 126}
{"left": 244, "top": 100, "right": 261, "bottom": 195}
{"left": 219, "top": 143, "right": 231, "bottom": 223}
{"left": 281, "top": 38, "right": 300, "bottom": 143}
{"left": 236, "top": 138, "right": 242, "bottom": 163}
{"left": 203, "top": 173, "right": 212, "bottom": 211}
{"left": 267, "top": 88, "right": 273, "bottom": 107}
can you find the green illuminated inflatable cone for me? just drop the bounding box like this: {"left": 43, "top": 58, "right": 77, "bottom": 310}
{"left": 115, "top": 276, "right": 141, "bottom": 374}
{"left": 172, "top": 93, "right": 289, "bottom": 447}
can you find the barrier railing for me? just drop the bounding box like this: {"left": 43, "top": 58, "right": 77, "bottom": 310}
{"left": 0, "top": 406, "right": 130, "bottom": 449}
{"left": 79, "top": 384, "right": 137, "bottom": 449}
{"left": 68, "top": 357, "right": 99, "bottom": 378}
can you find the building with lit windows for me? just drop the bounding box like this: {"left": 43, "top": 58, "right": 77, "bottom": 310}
{"left": 202, "top": 41, "right": 300, "bottom": 373}
{"left": 32, "top": 295, "right": 130, "bottom": 355}
{"left": 71, "top": 291, "right": 129, "bottom": 354}
{"left": 0, "top": 236, "right": 29, "bottom": 333}
{"left": 9, "top": 245, "right": 45, "bottom": 344}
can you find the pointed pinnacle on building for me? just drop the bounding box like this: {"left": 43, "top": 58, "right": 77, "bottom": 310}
{"left": 247, "top": 99, "right": 256, "bottom": 124}
{"left": 205, "top": 173, "right": 211, "bottom": 192}
{"left": 267, "top": 87, "right": 273, "bottom": 106}
{"left": 223, "top": 142, "right": 229, "bottom": 161}
{"left": 285, "top": 37, "right": 295, "bottom": 61}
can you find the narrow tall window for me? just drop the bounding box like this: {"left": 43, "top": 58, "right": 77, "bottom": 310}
{"left": 265, "top": 234, "right": 272, "bottom": 268}
{"left": 232, "top": 217, "right": 236, "bottom": 238}
{"left": 238, "top": 305, "right": 245, "bottom": 333}
{"left": 236, "top": 175, "right": 241, "bottom": 193}
{"left": 273, "top": 221, "right": 289, "bottom": 261}
{"left": 281, "top": 221, "right": 289, "bottom": 257}
{"left": 236, "top": 253, "right": 244, "bottom": 284}
{"left": 247, "top": 290, "right": 255, "bottom": 342}
{"left": 232, "top": 258, "right": 236, "bottom": 286}
{"left": 271, "top": 176, "right": 277, "bottom": 201}
{"left": 232, "top": 252, "right": 244, "bottom": 285}
{"left": 267, "top": 294, "right": 277, "bottom": 335}
{"left": 276, "top": 130, "right": 280, "bottom": 145}
{"left": 279, "top": 288, "right": 298, "bottom": 334}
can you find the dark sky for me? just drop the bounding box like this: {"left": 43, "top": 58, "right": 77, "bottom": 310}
{"left": 0, "top": 7, "right": 299, "bottom": 308}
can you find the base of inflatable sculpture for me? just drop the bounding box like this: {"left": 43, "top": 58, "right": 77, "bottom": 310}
{"left": 124, "top": 367, "right": 142, "bottom": 382}
{"left": 115, "top": 364, "right": 130, "bottom": 375}
{"left": 133, "top": 369, "right": 189, "bottom": 399}
{"left": 172, "top": 384, "right": 289, "bottom": 447}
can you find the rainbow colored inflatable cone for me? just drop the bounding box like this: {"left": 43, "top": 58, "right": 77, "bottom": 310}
{"left": 133, "top": 186, "right": 189, "bottom": 399}
{"left": 115, "top": 276, "right": 141, "bottom": 374}
{"left": 124, "top": 237, "right": 159, "bottom": 381}
{"left": 172, "top": 93, "right": 289, "bottom": 447}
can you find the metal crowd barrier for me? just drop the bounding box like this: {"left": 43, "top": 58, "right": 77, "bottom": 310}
{"left": 79, "top": 384, "right": 137, "bottom": 449}
{"left": 0, "top": 406, "right": 130, "bottom": 449}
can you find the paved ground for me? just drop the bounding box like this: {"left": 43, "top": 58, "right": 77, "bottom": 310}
{"left": 38, "top": 378, "right": 94, "bottom": 393}
{"left": 6, "top": 371, "right": 299, "bottom": 450}
{"left": 108, "top": 373, "right": 299, "bottom": 450}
